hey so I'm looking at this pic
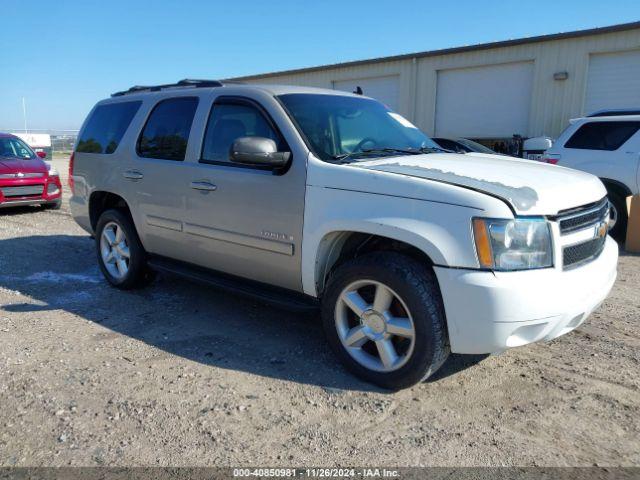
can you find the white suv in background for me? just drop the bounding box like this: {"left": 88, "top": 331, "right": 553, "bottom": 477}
{"left": 544, "top": 110, "right": 640, "bottom": 241}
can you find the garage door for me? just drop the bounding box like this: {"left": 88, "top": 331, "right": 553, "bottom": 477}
{"left": 333, "top": 75, "right": 400, "bottom": 112}
{"left": 435, "top": 62, "right": 534, "bottom": 138}
{"left": 585, "top": 50, "right": 640, "bottom": 115}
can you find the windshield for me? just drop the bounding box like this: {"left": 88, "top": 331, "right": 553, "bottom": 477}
{"left": 456, "top": 138, "right": 496, "bottom": 154}
{"left": 0, "top": 137, "right": 37, "bottom": 159}
{"left": 278, "top": 93, "right": 440, "bottom": 161}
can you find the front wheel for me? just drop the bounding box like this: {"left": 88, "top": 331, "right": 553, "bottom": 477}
{"left": 44, "top": 200, "right": 62, "bottom": 210}
{"left": 607, "top": 190, "right": 628, "bottom": 243}
{"left": 321, "top": 252, "right": 450, "bottom": 390}
{"left": 95, "top": 209, "right": 152, "bottom": 289}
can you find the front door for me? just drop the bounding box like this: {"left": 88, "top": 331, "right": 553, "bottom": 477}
{"left": 180, "top": 94, "right": 307, "bottom": 292}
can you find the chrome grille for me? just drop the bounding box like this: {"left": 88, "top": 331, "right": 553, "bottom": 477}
{"left": 0, "top": 185, "right": 44, "bottom": 197}
{"left": 557, "top": 197, "right": 609, "bottom": 235}
{"left": 563, "top": 235, "right": 607, "bottom": 269}
{"left": 555, "top": 197, "right": 610, "bottom": 270}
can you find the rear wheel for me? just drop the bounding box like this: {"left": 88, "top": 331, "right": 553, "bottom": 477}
{"left": 607, "top": 189, "right": 628, "bottom": 243}
{"left": 95, "top": 209, "right": 152, "bottom": 289}
{"left": 321, "top": 252, "right": 450, "bottom": 390}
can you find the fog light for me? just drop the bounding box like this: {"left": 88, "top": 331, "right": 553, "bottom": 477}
{"left": 47, "top": 183, "right": 59, "bottom": 195}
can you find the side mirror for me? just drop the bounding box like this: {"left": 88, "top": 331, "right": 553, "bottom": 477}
{"left": 36, "top": 151, "right": 47, "bottom": 159}
{"left": 230, "top": 137, "right": 290, "bottom": 168}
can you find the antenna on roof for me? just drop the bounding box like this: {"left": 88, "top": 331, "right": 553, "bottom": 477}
{"left": 353, "top": 86, "right": 363, "bottom": 95}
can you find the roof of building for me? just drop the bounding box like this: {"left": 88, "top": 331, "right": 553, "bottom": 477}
{"left": 232, "top": 21, "right": 640, "bottom": 81}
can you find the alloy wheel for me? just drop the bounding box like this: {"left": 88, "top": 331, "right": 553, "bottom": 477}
{"left": 100, "top": 221, "right": 130, "bottom": 280}
{"left": 335, "top": 280, "right": 416, "bottom": 372}
{"left": 608, "top": 201, "right": 618, "bottom": 231}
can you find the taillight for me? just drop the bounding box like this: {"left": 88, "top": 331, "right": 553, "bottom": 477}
{"left": 542, "top": 153, "right": 561, "bottom": 165}
{"left": 68, "top": 152, "right": 75, "bottom": 192}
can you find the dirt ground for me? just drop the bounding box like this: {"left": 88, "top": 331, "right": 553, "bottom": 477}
{"left": 0, "top": 158, "right": 638, "bottom": 467}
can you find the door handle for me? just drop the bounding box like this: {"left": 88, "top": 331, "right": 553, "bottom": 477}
{"left": 123, "top": 170, "right": 144, "bottom": 180}
{"left": 190, "top": 181, "right": 217, "bottom": 191}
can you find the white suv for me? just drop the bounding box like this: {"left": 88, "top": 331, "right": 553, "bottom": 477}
{"left": 544, "top": 110, "right": 640, "bottom": 241}
{"left": 70, "top": 80, "right": 618, "bottom": 390}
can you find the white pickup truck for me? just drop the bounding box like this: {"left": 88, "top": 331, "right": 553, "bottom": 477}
{"left": 70, "top": 81, "right": 618, "bottom": 389}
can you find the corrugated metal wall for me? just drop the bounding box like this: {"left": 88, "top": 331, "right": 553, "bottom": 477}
{"left": 238, "top": 28, "right": 640, "bottom": 138}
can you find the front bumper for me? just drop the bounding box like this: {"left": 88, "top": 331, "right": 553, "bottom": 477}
{"left": 434, "top": 236, "right": 618, "bottom": 354}
{"left": 0, "top": 176, "right": 62, "bottom": 208}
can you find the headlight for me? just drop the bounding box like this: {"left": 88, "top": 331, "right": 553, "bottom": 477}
{"left": 45, "top": 161, "right": 59, "bottom": 177}
{"left": 472, "top": 217, "right": 553, "bottom": 270}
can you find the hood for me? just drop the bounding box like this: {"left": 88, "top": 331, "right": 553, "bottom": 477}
{"left": 0, "top": 156, "right": 48, "bottom": 175}
{"left": 351, "top": 152, "right": 606, "bottom": 216}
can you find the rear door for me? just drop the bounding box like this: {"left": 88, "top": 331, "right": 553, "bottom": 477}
{"left": 179, "top": 92, "right": 308, "bottom": 292}
{"left": 122, "top": 95, "right": 200, "bottom": 260}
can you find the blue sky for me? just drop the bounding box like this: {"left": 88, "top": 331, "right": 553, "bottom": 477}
{"left": 1, "top": 0, "right": 639, "bottom": 131}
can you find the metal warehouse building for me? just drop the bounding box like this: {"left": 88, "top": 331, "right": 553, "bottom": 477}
{"left": 234, "top": 22, "right": 640, "bottom": 145}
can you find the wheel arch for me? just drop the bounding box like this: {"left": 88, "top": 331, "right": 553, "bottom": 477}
{"left": 600, "top": 178, "right": 632, "bottom": 198}
{"left": 308, "top": 223, "right": 447, "bottom": 298}
{"left": 88, "top": 191, "right": 132, "bottom": 232}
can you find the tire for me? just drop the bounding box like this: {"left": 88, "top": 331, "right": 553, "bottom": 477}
{"left": 44, "top": 200, "right": 62, "bottom": 210}
{"left": 95, "top": 209, "right": 152, "bottom": 289}
{"left": 607, "top": 189, "right": 628, "bottom": 244}
{"left": 321, "top": 251, "right": 450, "bottom": 390}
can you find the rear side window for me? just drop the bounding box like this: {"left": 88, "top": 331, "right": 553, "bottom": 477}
{"left": 76, "top": 101, "right": 141, "bottom": 154}
{"left": 201, "top": 101, "right": 282, "bottom": 163}
{"left": 138, "top": 97, "right": 198, "bottom": 161}
{"left": 565, "top": 121, "right": 640, "bottom": 151}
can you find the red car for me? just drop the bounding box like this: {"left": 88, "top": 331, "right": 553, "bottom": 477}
{"left": 0, "top": 133, "right": 62, "bottom": 210}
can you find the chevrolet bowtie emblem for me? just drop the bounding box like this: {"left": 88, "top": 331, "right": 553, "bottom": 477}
{"left": 597, "top": 221, "right": 608, "bottom": 239}
{"left": 16, "top": 172, "right": 24, "bottom": 178}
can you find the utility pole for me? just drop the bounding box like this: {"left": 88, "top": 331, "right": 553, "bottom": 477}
{"left": 22, "top": 97, "right": 28, "bottom": 133}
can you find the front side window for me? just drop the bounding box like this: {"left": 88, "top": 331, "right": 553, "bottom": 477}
{"left": 0, "top": 137, "right": 37, "bottom": 159}
{"left": 278, "top": 93, "right": 439, "bottom": 161}
{"left": 565, "top": 121, "right": 640, "bottom": 151}
{"left": 138, "top": 97, "right": 198, "bottom": 161}
{"left": 201, "top": 101, "right": 281, "bottom": 163}
{"left": 77, "top": 101, "right": 141, "bottom": 154}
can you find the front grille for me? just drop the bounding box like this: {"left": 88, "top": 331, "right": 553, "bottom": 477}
{"left": 563, "top": 235, "right": 607, "bottom": 269}
{"left": 0, "top": 185, "right": 44, "bottom": 197}
{"left": 557, "top": 197, "right": 609, "bottom": 235}
{"left": 0, "top": 172, "right": 45, "bottom": 179}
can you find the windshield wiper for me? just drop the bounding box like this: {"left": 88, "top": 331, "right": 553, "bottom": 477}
{"left": 331, "top": 147, "right": 420, "bottom": 163}
{"left": 410, "top": 146, "right": 452, "bottom": 154}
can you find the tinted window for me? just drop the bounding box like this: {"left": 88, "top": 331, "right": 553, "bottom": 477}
{"left": 77, "top": 101, "right": 141, "bottom": 154}
{"left": 565, "top": 121, "right": 640, "bottom": 151}
{"left": 138, "top": 97, "right": 198, "bottom": 160}
{"left": 201, "top": 102, "right": 281, "bottom": 163}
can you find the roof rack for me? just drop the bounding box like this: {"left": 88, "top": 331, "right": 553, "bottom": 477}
{"left": 111, "top": 79, "right": 225, "bottom": 97}
{"left": 587, "top": 108, "right": 640, "bottom": 117}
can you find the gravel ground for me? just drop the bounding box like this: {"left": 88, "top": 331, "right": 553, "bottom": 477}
{"left": 0, "top": 158, "right": 638, "bottom": 467}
